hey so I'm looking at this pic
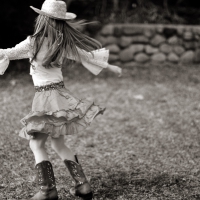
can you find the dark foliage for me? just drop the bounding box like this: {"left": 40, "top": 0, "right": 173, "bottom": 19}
{"left": 1, "top": 0, "right": 200, "bottom": 47}
{"left": 0, "top": 0, "right": 42, "bottom": 47}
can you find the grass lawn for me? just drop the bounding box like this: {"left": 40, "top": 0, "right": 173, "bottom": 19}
{"left": 1, "top": 63, "right": 200, "bottom": 200}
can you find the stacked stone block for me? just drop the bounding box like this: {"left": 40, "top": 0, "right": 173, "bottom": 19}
{"left": 96, "top": 24, "right": 200, "bottom": 66}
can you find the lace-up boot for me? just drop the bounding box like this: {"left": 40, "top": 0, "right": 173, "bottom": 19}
{"left": 64, "top": 155, "right": 93, "bottom": 200}
{"left": 30, "top": 161, "right": 58, "bottom": 200}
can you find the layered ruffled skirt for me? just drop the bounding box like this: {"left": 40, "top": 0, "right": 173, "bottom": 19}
{"left": 19, "top": 84, "right": 105, "bottom": 140}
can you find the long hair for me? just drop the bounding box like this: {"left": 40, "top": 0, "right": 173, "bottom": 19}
{"left": 31, "top": 15, "right": 102, "bottom": 68}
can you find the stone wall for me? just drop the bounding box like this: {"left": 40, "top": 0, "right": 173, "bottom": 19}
{"left": 95, "top": 24, "right": 200, "bottom": 67}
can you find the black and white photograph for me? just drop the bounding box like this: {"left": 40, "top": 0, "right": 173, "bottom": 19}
{"left": 1, "top": 0, "right": 200, "bottom": 199}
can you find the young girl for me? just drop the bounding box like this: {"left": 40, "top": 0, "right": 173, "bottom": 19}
{"left": 0, "top": 0, "right": 122, "bottom": 200}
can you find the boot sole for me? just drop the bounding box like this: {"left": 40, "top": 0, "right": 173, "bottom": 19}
{"left": 70, "top": 190, "right": 93, "bottom": 200}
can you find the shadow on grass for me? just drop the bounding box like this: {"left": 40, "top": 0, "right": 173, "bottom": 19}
{"left": 90, "top": 169, "right": 200, "bottom": 200}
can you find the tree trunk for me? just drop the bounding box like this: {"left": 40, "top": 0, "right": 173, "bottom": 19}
{"left": 120, "top": 0, "right": 129, "bottom": 20}
{"left": 163, "top": 0, "right": 171, "bottom": 16}
{"left": 136, "top": 0, "right": 145, "bottom": 7}
{"left": 113, "top": 0, "right": 119, "bottom": 12}
{"left": 176, "top": 0, "right": 184, "bottom": 6}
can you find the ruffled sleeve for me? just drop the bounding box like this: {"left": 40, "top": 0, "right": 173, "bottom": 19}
{"left": 67, "top": 48, "right": 109, "bottom": 75}
{"left": 0, "top": 51, "right": 9, "bottom": 75}
{"left": 0, "top": 36, "right": 33, "bottom": 75}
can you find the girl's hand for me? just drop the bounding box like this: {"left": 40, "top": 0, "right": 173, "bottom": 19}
{"left": 107, "top": 64, "right": 122, "bottom": 77}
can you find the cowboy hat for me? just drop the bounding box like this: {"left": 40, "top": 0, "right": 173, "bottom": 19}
{"left": 30, "top": 0, "right": 76, "bottom": 20}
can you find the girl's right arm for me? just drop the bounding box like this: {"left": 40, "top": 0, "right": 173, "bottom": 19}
{"left": 0, "top": 36, "right": 33, "bottom": 75}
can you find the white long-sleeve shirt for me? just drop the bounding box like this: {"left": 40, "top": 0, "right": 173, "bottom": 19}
{"left": 0, "top": 36, "right": 109, "bottom": 86}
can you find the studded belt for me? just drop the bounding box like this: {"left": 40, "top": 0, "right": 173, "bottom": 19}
{"left": 34, "top": 81, "right": 65, "bottom": 92}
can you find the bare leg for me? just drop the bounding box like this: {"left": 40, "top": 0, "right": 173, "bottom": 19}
{"left": 29, "top": 132, "right": 49, "bottom": 164}
{"left": 51, "top": 135, "right": 93, "bottom": 198}
{"left": 51, "top": 135, "right": 75, "bottom": 161}
{"left": 29, "top": 133, "right": 58, "bottom": 200}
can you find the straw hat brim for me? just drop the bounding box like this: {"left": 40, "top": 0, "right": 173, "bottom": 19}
{"left": 30, "top": 6, "right": 77, "bottom": 20}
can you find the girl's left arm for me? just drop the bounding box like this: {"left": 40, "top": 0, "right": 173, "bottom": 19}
{"left": 0, "top": 36, "right": 32, "bottom": 75}
{"left": 107, "top": 64, "right": 122, "bottom": 77}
